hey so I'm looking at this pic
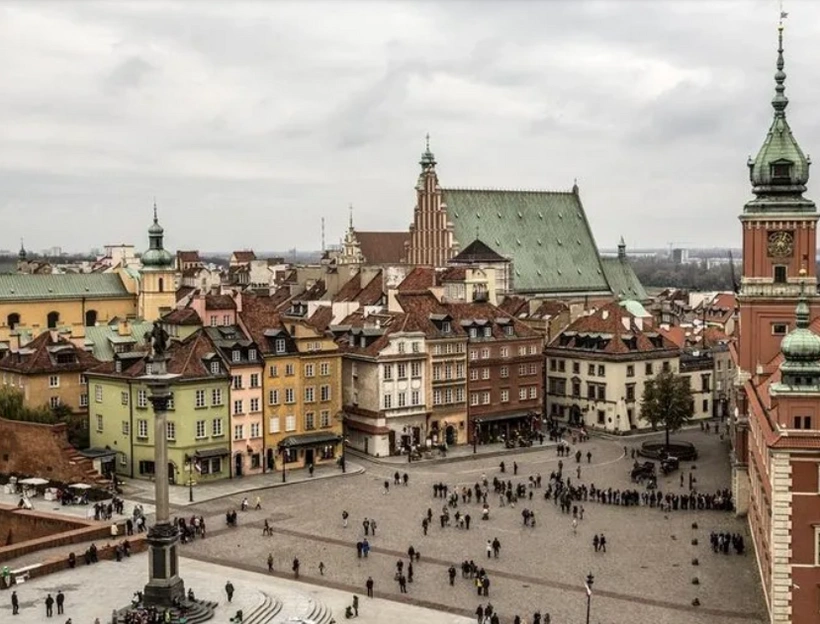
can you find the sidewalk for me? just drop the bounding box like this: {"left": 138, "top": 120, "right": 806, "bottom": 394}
{"left": 348, "top": 439, "right": 558, "bottom": 466}
{"left": 121, "top": 460, "right": 365, "bottom": 507}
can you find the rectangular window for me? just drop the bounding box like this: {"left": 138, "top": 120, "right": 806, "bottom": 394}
{"left": 285, "top": 415, "right": 296, "bottom": 431}
{"left": 500, "top": 366, "right": 509, "bottom": 378}
{"left": 195, "top": 390, "right": 206, "bottom": 408}
{"left": 558, "top": 360, "right": 565, "bottom": 372}
{"left": 320, "top": 410, "right": 330, "bottom": 427}
{"left": 626, "top": 384, "right": 636, "bottom": 401}
{"left": 121, "top": 420, "right": 130, "bottom": 435}
{"left": 774, "top": 265, "right": 787, "bottom": 284}
{"left": 250, "top": 397, "right": 260, "bottom": 412}
{"left": 412, "top": 390, "right": 421, "bottom": 405}
{"left": 500, "top": 346, "right": 509, "bottom": 358}
{"left": 269, "top": 389, "right": 280, "bottom": 405}
{"left": 772, "top": 323, "right": 788, "bottom": 335}
{"left": 305, "top": 363, "right": 315, "bottom": 378}
{"left": 662, "top": 361, "right": 671, "bottom": 373}
{"left": 121, "top": 391, "right": 129, "bottom": 406}
{"left": 469, "top": 349, "right": 478, "bottom": 361}
{"left": 598, "top": 365, "right": 605, "bottom": 376}
{"left": 320, "top": 362, "right": 330, "bottom": 376}
{"left": 232, "top": 375, "right": 243, "bottom": 390}
{"left": 572, "top": 381, "right": 581, "bottom": 397}
{"left": 398, "top": 342, "right": 406, "bottom": 354}
{"left": 443, "top": 388, "right": 453, "bottom": 404}
{"left": 210, "top": 315, "right": 218, "bottom": 327}
{"left": 702, "top": 399, "right": 709, "bottom": 413}
{"left": 481, "top": 391, "right": 490, "bottom": 405}
{"left": 470, "top": 392, "right": 479, "bottom": 406}
{"left": 572, "top": 362, "right": 580, "bottom": 374}
{"left": 233, "top": 399, "right": 243, "bottom": 415}
{"left": 249, "top": 349, "right": 257, "bottom": 361}
{"left": 701, "top": 374, "right": 711, "bottom": 392}
{"left": 212, "top": 418, "right": 223, "bottom": 436}
{"left": 269, "top": 417, "right": 280, "bottom": 433}
{"left": 167, "top": 392, "right": 175, "bottom": 410}
{"left": 49, "top": 396, "right": 60, "bottom": 409}
{"left": 285, "top": 388, "right": 295, "bottom": 404}
{"left": 501, "top": 389, "right": 509, "bottom": 403}
{"left": 269, "top": 365, "right": 278, "bottom": 378}
{"left": 597, "top": 410, "right": 605, "bottom": 425}
{"left": 433, "top": 364, "right": 442, "bottom": 381}
{"left": 137, "top": 389, "right": 148, "bottom": 408}
{"left": 455, "top": 387, "right": 464, "bottom": 402}
{"left": 384, "top": 365, "right": 393, "bottom": 380}
{"left": 411, "top": 361, "right": 422, "bottom": 378}
{"left": 470, "top": 369, "right": 479, "bottom": 381}
{"left": 79, "top": 393, "right": 88, "bottom": 407}
{"left": 285, "top": 363, "right": 294, "bottom": 376}
{"left": 137, "top": 419, "right": 148, "bottom": 438}
{"left": 250, "top": 373, "right": 260, "bottom": 388}
{"left": 49, "top": 375, "right": 59, "bottom": 388}
{"left": 275, "top": 338, "right": 286, "bottom": 354}
{"left": 95, "top": 384, "right": 103, "bottom": 403}
{"left": 456, "top": 363, "right": 465, "bottom": 378}
{"left": 518, "top": 346, "right": 527, "bottom": 356}
{"left": 397, "top": 363, "right": 407, "bottom": 379}
{"left": 626, "top": 365, "right": 634, "bottom": 378}
{"left": 210, "top": 361, "right": 220, "bottom": 375}
{"left": 596, "top": 385, "right": 606, "bottom": 400}
{"left": 320, "top": 385, "right": 331, "bottom": 402}
{"left": 305, "top": 412, "right": 315, "bottom": 430}
{"left": 251, "top": 422, "right": 261, "bottom": 438}
{"left": 232, "top": 350, "right": 241, "bottom": 363}
{"left": 398, "top": 392, "right": 407, "bottom": 407}
{"left": 79, "top": 374, "right": 87, "bottom": 385}
{"left": 383, "top": 394, "right": 393, "bottom": 409}
{"left": 588, "top": 364, "right": 595, "bottom": 376}
{"left": 587, "top": 384, "right": 595, "bottom": 400}
{"left": 520, "top": 387, "right": 527, "bottom": 401}
{"left": 234, "top": 424, "right": 244, "bottom": 441}
{"left": 529, "top": 363, "right": 538, "bottom": 375}
{"left": 481, "top": 348, "right": 490, "bottom": 359}
{"left": 519, "top": 364, "right": 527, "bottom": 376}
{"left": 530, "top": 386, "right": 538, "bottom": 399}
{"left": 304, "top": 386, "right": 315, "bottom": 402}
{"left": 211, "top": 388, "right": 222, "bottom": 406}
{"left": 166, "top": 421, "right": 176, "bottom": 441}
{"left": 433, "top": 389, "right": 442, "bottom": 405}
{"left": 482, "top": 368, "right": 490, "bottom": 380}
{"left": 434, "top": 344, "right": 442, "bottom": 356}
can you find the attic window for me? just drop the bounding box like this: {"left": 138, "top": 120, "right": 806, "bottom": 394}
{"left": 275, "top": 338, "right": 286, "bottom": 354}
{"left": 483, "top": 327, "right": 492, "bottom": 338}
{"left": 469, "top": 328, "right": 478, "bottom": 339}
{"left": 232, "top": 350, "right": 241, "bottom": 362}
{"left": 504, "top": 325, "right": 514, "bottom": 336}
{"left": 771, "top": 162, "right": 792, "bottom": 181}
{"left": 442, "top": 321, "right": 451, "bottom": 333}
{"left": 115, "top": 360, "right": 122, "bottom": 373}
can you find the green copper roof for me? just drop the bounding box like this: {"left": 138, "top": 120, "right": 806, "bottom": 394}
{"left": 781, "top": 287, "right": 820, "bottom": 364}
{"left": 84, "top": 321, "right": 153, "bottom": 361}
{"left": 443, "top": 188, "right": 609, "bottom": 294}
{"left": 0, "top": 274, "right": 130, "bottom": 301}
{"left": 142, "top": 202, "right": 174, "bottom": 269}
{"left": 746, "top": 24, "right": 815, "bottom": 214}
{"left": 602, "top": 257, "right": 649, "bottom": 301}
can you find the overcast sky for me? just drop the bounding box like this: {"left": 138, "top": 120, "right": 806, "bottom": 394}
{"left": 2, "top": 0, "right": 820, "bottom": 255}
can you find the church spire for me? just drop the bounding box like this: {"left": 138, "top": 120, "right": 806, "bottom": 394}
{"left": 772, "top": 22, "right": 788, "bottom": 116}
{"left": 18, "top": 238, "right": 26, "bottom": 261}
{"left": 419, "top": 133, "right": 437, "bottom": 169}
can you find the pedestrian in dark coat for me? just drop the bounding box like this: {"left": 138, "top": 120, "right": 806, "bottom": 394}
{"left": 45, "top": 594, "right": 54, "bottom": 617}
{"left": 225, "top": 581, "right": 234, "bottom": 602}
{"left": 56, "top": 591, "right": 64, "bottom": 615}
{"left": 366, "top": 577, "right": 374, "bottom": 598}
{"left": 11, "top": 590, "right": 19, "bottom": 615}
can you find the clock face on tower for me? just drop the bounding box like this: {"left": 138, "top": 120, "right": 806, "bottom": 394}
{"left": 767, "top": 231, "right": 794, "bottom": 258}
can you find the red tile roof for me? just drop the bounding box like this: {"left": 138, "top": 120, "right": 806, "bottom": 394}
{"left": 440, "top": 267, "right": 466, "bottom": 282}
{"left": 239, "top": 294, "right": 285, "bottom": 351}
{"left": 232, "top": 251, "right": 256, "bottom": 263}
{"left": 306, "top": 306, "right": 333, "bottom": 332}
{"left": 334, "top": 271, "right": 384, "bottom": 305}
{"left": 297, "top": 280, "right": 327, "bottom": 302}
{"left": 90, "top": 329, "right": 226, "bottom": 380}
{"left": 205, "top": 294, "right": 236, "bottom": 310}
{"left": 498, "top": 296, "right": 528, "bottom": 317}
{"left": 162, "top": 308, "right": 202, "bottom": 326}
{"left": 177, "top": 251, "right": 200, "bottom": 264}
{"left": 397, "top": 267, "right": 438, "bottom": 292}
{"left": 549, "top": 301, "right": 678, "bottom": 355}
{"left": 356, "top": 231, "right": 409, "bottom": 265}
{"left": 657, "top": 326, "right": 686, "bottom": 349}
{"left": 334, "top": 273, "right": 366, "bottom": 302}
{"left": 0, "top": 332, "right": 99, "bottom": 375}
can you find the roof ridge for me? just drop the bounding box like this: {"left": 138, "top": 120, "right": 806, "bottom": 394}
{"left": 442, "top": 187, "right": 575, "bottom": 194}
{"left": 179, "top": 330, "right": 204, "bottom": 374}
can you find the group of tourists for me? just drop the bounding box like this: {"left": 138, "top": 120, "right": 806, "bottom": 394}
{"left": 710, "top": 530, "right": 745, "bottom": 555}
{"left": 175, "top": 514, "right": 207, "bottom": 543}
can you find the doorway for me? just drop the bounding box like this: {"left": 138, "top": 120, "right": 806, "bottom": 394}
{"left": 168, "top": 463, "right": 176, "bottom": 484}
{"left": 235, "top": 454, "right": 243, "bottom": 477}
{"left": 305, "top": 449, "right": 314, "bottom": 467}
{"left": 266, "top": 448, "right": 275, "bottom": 471}
{"left": 445, "top": 425, "right": 456, "bottom": 446}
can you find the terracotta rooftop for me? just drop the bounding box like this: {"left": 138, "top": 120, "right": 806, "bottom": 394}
{"left": 306, "top": 306, "right": 334, "bottom": 332}
{"left": 205, "top": 294, "right": 236, "bottom": 310}
{"left": 549, "top": 301, "right": 678, "bottom": 355}
{"left": 334, "top": 271, "right": 384, "bottom": 305}
{"left": 397, "top": 267, "right": 438, "bottom": 293}
{"left": 0, "top": 332, "right": 99, "bottom": 375}
{"left": 231, "top": 251, "right": 256, "bottom": 263}
{"left": 355, "top": 231, "right": 409, "bottom": 265}
{"left": 238, "top": 294, "right": 286, "bottom": 353}
{"left": 297, "top": 280, "right": 328, "bottom": 302}
{"left": 162, "top": 308, "right": 202, "bottom": 326}
{"left": 177, "top": 250, "right": 201, "bottom": 264}
{"left": 439, "top": 267, "right": 467, "bottom": 282}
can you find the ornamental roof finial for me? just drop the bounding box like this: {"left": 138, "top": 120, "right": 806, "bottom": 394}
{"left": 772, "top": 11, "right": 789, "bottom": 117}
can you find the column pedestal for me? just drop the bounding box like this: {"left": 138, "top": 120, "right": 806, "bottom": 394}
{"left": 143, "top": 522, "right": 185, "bottom": 606}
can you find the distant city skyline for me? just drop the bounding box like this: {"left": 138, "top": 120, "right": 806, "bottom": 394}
{"left": 2, "top": 1, "right": 819, "bottom": 252}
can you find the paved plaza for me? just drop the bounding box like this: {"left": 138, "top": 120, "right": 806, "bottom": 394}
{"left": 176, "top": 427, "right": 767, "bottom": 624}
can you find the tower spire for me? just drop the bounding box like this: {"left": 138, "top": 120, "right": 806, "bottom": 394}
{"left": 419, "top": 134, "right": 436, "bottom": 169}
{"left": 348, "top": 203, "right": 353, "bottom": 229}
{"left": 153, "top": 197, "right": 158, "bottom": 223}
{"left": 772, "top": 20, "right": 788, "bottom": 117}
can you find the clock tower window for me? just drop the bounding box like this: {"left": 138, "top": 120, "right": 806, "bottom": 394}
{"left": 771, "top": 161, "right": 792, "bottom": 182}
{"left": 773, "top": 265, "right": 787, "bottom": 284}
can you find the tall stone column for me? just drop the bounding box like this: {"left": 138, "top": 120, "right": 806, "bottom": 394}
{"left": 142, "top": 353, "right": 185, "bottom": 606}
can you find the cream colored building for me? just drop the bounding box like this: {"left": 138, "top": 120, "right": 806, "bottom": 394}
{"left": 545, "top": 302, "right": 681, "bottom": 432}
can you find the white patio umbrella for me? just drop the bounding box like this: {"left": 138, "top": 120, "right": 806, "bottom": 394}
{"left": 19, "top": 477, "right": 49, "bottom": 486}
{"left": 69, "top": 483, "right": 92, "bottom": 490}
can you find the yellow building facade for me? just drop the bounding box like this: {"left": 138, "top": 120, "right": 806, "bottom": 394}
{"left": 239, "top": 297, "right": 343, "bottom": 473}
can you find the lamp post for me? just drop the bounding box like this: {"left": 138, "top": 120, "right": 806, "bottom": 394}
{"left": 473, "top": 419, "right": 481, "bottom": 454}
{"left": 280, "top": 446, "right": 287, "bottom": 483}
{"left": 185, "top": 455, "right": 194, "bottom": 503}
{"left": 341, "top": 437, "right": 348, "bottom": 473}
{"left": 585, "top": 572, "right": 594, "bottom": 624}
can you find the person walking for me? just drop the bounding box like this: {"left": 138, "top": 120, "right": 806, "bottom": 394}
{"left": 267, "top": 553, "right": 274, "bottom": 572}
{"left": 45, "top": 593, "right": 54, "bottom": 618}
{"left": 319, "top": 561, "right": 325, "bottom": 576}
{"left": 225, "top": 581, "right": 235, "bottom": 602}
{"left": 342, "top": 510, "right": 349, "bottom": 528}
{"left": 56, "top": 590, "right": 64, "bottom": 615}
{"left": 352, "top": 595, "right": 359, "bottom": 616}
{"left": 292, "top": 558, "right": 300, "bottom": 578}
{"left": 255, "top": 496, "right": 262, "bottom": 510}
{"left": 486, "top": 540, "right": 493, "bottom": 559}
{"left": 366, "top": 576, "right": 374, "bottom": 598}
{"left": 11, "top": 590, "right": 19, "bottom": 615}
{"left": 513, "top": 462, "right": 518, "bottom": 476}
{"left": 600, "top": 534, "right": 607, "bottom": 553}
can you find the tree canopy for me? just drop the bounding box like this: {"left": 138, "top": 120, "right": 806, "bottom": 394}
{"left": 641, "top": 369, "right": 695, "bottom": 448}
{"left": 0, "top": 386, "right": 88, "bottom": 448}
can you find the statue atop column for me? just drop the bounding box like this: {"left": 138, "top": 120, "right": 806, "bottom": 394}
{"left": 146, "top": 321, "right": 169, "bottom": 360}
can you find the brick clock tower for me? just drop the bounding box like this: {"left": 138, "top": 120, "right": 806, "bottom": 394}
{"left": 738, "top": 23, "right": 818, "bottom": 377}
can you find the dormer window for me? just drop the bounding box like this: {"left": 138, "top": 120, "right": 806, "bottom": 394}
{"left": 115, "top": 360, "right": 122, "bottom": 373}
{"left": 210, "top": 361, "right": 220, "bottom": 374}
{"left": 442, "top": 321, "right": 451, "bottom": 333}
{"left": 249, "top": 349, "right": 257, "bottom": 361}
{"left": 771, "top": 161, "right": 792, "bottom": 181}
{"left": 469, "top": 328, "right": 478, "bottom": 338}
{"left": 483, "top": 327, "right": 492, "bottom": 338}
{"left": 275, "top": 338, "right": 286, "bottom": 354}
{"left": 232, "top": 350, "right": 241, "bottom": 362}
{"left": 504, "top": 325, "right": 514, "bottom": 337}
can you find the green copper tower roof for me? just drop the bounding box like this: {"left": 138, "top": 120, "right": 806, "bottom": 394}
{"left": 419, "top": 133, "right": 436, "bottom": 169}
{"left": 141, "top": 201, "right": 174, "bottom": 269}
{"left": 745, "top": 24, "right": 815, "bottom": 214}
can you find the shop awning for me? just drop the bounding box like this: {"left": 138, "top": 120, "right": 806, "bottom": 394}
{"left": 278, "top": 432, "right": 342, "bottom": 449}
{"left": 195, "top": 447, "right": 231, "bottom": 459}
{"left": 473, "top": 411, "right": 537, "bottom": 424}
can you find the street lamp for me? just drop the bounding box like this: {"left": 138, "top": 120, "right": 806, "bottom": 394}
{"left": 280, "top": 446, "right": 287, "bottom": 483}
{"left": 473, "top": 419, "right": 481, "bottom": 454}
{"left": 585, "top": 572, "right": 594, "bottom": 624}
{"left": 184, "top": 455, "right": 194, "bottom": 503}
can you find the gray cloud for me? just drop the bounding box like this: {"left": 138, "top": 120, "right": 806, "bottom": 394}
{"left": 1, "top": 0, "right": 819, "bottom": 253}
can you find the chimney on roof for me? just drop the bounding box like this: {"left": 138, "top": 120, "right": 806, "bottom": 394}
{"left": 49, "top": 329, "right": 58, "bottom": 343}
{"left": 117, "top": 319, "right": 131, "bottom": 337}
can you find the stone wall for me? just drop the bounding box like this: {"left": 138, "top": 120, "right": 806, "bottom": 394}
{"left": 0, "top": 507, "right": 87, "bottom": 546}
{"left": 0, "top": 416, "right": 104, "bottom": 484}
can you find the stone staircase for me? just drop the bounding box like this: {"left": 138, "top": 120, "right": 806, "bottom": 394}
{"left": 64, "top": 447, "right": 110, "bottom": 486}
{"left": 273, "top": 588, "right": 335, "bottom": 624}
{"left": 116, "top": 598, "right": 218, "bottom": 624}
{"left": 242, "top": 590, "right": 283, "bottom": 624}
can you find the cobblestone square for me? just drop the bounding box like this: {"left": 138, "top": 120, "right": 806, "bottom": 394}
{"left": 182, "top": 428, "right": 766, "bottom": 624}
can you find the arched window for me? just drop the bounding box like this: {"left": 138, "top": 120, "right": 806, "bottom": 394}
{"left": 47, "top": 311, "right": 60, "bottom": 329}
{"left": 6, "top": 313, "right": 20, "bottom": 329}
{"left": 158, "top": 277, "right": 164, "bottom": 292}
{"left": 85, "top": 310, "right": 98, "bottom": 327}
